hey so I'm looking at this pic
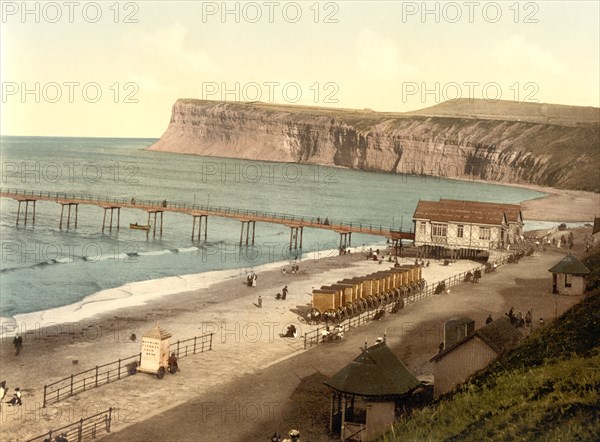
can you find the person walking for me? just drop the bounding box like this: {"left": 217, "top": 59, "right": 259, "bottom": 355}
{"left": 282, "top": 286, "right": 288, "bottom": 300}
{"left": 13, "top": 334, "right": 22, "bottom": 356}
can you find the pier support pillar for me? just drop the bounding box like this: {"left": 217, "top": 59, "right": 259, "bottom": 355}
{"left": 289, "top": 226, "right": 302, "bottom": 250}
{"left": 101, "top": 206, "right": 120, "bottom": 233}
{"left": 145, "top": 210, "right": 164, "bottom": 239}
{"left": 60, "top": 203, "right": 79, "bottom": 230}
{"left": 15, "top": 198, "right": 37, "bottom": 226}
{"left": 191, "top": 215, "right": 208, "bottom": 241}
{"left": 339, "top": 232, "right": 349, "bottom": 252}
{"left": 239, "top": 221, "right": 256, "bottom": 246}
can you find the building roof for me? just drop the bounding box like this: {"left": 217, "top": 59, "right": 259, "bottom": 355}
{"left": 325, "top": 341, "right": 420, "bottom": 397}
{"left": 548, "top": 253, "right": 591, "bottom": 275}
{"left": 142, "top": 325, "right": 172, "bottom": 340}
{"left": 431, "top": 317, "right": 523, "bottom": 362}
{"left": 414, "top": 199, "right": 522, "bottom": 226}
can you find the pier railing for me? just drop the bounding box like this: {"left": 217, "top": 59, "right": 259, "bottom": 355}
{"left": 0, "top": 187, "right": 413, "bottom": 237}
{"left": 26, "top": 408, "right": 112, "bottom": 442}
{"left": 42, "top": 333, "right": 213, "bottom": 407}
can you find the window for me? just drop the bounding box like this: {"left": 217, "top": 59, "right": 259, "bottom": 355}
{"left": 419, "top": 222, "right": 426, "bottom": 235}
{"left": 432, "top": 223, "right": 447, "bottom": 237}
{"left": 457, "top": 225, "right": 464, "bottom": 238}
{"left": 479, "top": 226, "right": 491, "bottom": 240}
{"left": 565, "top": 274, "right": 572, "bottom": 288}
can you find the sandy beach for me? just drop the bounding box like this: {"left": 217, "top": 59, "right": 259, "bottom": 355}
{"left": 476, "top": 181, "right": 599, "bottom": 222}
{"left": 0, "top": 246, "right": 480, "bottom": 441}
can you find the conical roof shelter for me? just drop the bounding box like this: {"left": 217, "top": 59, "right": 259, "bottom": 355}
{"left": 548, "top": 253, "right": 590, "bottom": 275}
{"left": 325, "top": 341, "right": 420, "bottom": 398}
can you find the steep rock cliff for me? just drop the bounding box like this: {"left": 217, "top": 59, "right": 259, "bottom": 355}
{"left": 148, "top": 99, "right": 600, "bottom": 191}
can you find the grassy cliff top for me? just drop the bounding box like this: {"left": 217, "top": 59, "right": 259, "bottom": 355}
{"left": 175, "top": 98, "right": 600, "bottom": 127}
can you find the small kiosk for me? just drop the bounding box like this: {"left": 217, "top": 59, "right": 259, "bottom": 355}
{"left": 548, "top": 253, "right": 590, "bottom": 295}
{"left": 137, "top": 325, "right": 173, "bottom": 379}
{"left": 325, "top": 340, "right": 420, "bottom": 441}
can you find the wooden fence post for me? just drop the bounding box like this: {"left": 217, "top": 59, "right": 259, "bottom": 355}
{"left": 70, "top": 374, "right": 74, "bottom": 397}
{"left": 78, "top": 418, "right": 83, "bottom": 442}
{"left": 43, "top": 385, "right": 47, "bottom": 408}
{"left": 193, "top": 336, "right": 197, "bottom": 354}
{"left": 107, "top": 407, "right": 113, "bottom": 432}
{"left": 210, "top": 333, "right": 213, "bottom": 350}
{"left": 118, "top": 359, "right": 121, "bottom": 380}
{"left": 95, "top": 366, "right": 99, "bottom": 387}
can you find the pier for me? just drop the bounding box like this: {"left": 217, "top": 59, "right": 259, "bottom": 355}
{"left": 1, "top": 188, "right": 415, "bottom": 248}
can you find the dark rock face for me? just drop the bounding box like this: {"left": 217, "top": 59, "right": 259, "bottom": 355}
{"left": 148, "top": 100, "right": 600, "bottom": 192}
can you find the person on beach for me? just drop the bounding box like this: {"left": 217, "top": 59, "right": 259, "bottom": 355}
{"left": 168, "top": 352, "right": 179, "bottom": 372}
{"left": 525, "top": 310, "right": 532, "bottom": 327}
{"left": 486, "top": 314, "right": 493, "bottom": 324}
{"left": 257, "top": 295, "right": 262, "bottom": 308}
{"left": 13, "top": 334, "right": 22, "bottom": 356}
{"left": 282, "top": 286, "right": 288, "bottom": 300}
{"left": 252, "top": 273, "right": 257, "bottom": 287}
{"left": 0, "top": 381, "right": 7, "bottom": 402}
{"left": 6, "top": 387, "right": 21, "bottom": 406}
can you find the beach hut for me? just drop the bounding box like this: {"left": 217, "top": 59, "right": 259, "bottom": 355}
{"left": 138, "top": 325, "right": 172, "bottom": 379}
{"left": 325, "top": 340, "right": 420, "bottom": 441}
{"left": 548, "top": 253, "right": 590, "bottom": 295}
{"left": 431, "top": 317, "right": 522, "bottom": 397}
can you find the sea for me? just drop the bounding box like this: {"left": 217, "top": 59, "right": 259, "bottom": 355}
{"left": 0, "top": 136, "right": 575, "bottom": 332}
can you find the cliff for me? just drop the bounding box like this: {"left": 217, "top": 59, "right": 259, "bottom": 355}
{"left": 148, "top": 99, "right": 600, "bottom": 192}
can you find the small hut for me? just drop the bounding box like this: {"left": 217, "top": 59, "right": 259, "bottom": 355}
{"left": 548, "top": 253, "right": 590, "bottom": 295}
{"left": 325, "top": 340, "right": 420, "bottom": 441}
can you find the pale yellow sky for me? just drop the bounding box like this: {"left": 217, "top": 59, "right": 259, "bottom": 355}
{"left": 1, "top": 1, "right": 599, "bottom": 137}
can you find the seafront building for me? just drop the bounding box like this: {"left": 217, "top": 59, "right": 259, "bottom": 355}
{"left": 412, "top": 199, "right": 524, "bottom": 258}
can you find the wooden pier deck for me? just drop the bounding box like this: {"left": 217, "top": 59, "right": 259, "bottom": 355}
{"left": 1, "top": 188, "right": 414, "bottom": 248}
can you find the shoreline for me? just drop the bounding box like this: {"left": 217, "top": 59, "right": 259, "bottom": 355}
{"left": 1, "top": 176, "right": 597, "bottom": 334}
{"left": 0, "top": 245, "right": 385, "bottom": 336}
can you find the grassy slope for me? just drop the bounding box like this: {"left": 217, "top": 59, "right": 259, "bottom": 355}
{"left": 381, "top": 252, "right": 600, "bottom": 441}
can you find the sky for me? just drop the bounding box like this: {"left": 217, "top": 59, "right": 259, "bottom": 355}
{"left": 1, "top": 0, "right": 599, "bottom": 137}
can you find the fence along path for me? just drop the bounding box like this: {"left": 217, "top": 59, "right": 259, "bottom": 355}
{"left": 42, "top": 333, "right": 213, "bottom": 408}
{"left": 26, "top": 408, "right": 113, "bottom": 442}
{"left": 302, "top": 249, "right": 524, "bottom": 349}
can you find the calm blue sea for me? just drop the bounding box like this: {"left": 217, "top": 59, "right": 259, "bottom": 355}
{"left": 0, "top": 136, "right": 548, "bottom": 320}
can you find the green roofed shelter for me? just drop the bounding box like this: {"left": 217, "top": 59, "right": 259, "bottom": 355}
{"left": 549, "top": 253, "right": 590, "bottom": 295}
{"left": 325, "top": 340, "right": 420, "bottom": 441}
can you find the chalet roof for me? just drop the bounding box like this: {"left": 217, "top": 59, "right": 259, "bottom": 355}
{"left": 414, "top": 199, "right": 522, "bottom": 226}
{"left": 142, "top": 325, "right": 172, "bottom": 340}
{"left": 325, "top": 342, "right": 420, "bottom": 397}
{"left": 548, "top": 253, "right": 591, "bottom": 275}
{"left": 431, "top": 317, "right": 522, "bottom": 362}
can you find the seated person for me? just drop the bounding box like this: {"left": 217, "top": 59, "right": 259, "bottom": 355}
{"left": 167, "top": 352, "right": 178, "bottom": 370}
{"left": 283, "top": 325, "right": 297, "bottom": 338}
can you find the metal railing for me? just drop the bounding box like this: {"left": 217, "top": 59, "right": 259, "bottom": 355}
{"left": 301, "top": 249, "right": 533, "bottom": 349}
{"left": 0, "top": 187, "right": 413, "bottom": 236}
{"left": 26, "top": 408, "right": 112, "bottom": 442}
{"left": 42, "top": 333, "right": 213, "bottom": 407}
